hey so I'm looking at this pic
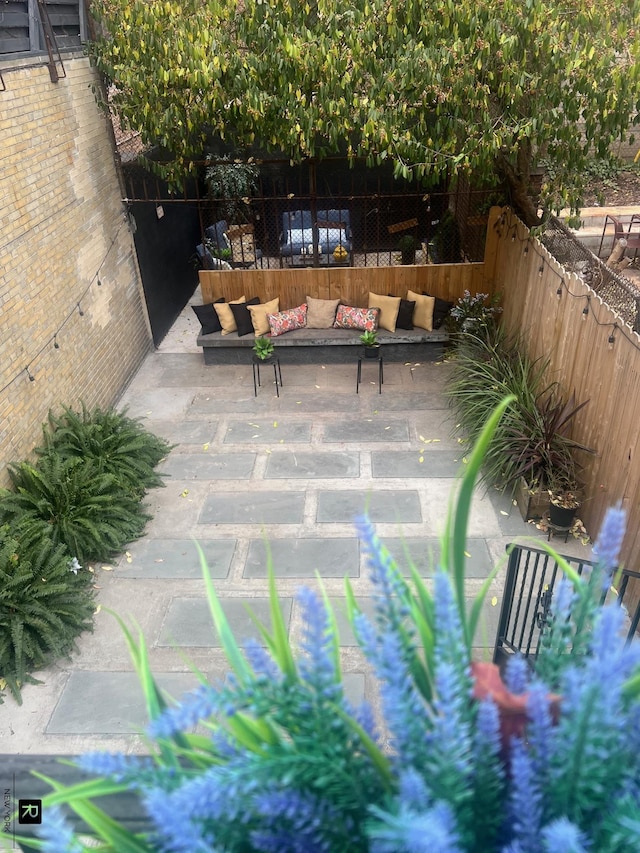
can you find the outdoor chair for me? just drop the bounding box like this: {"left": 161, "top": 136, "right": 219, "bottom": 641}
{"left": 598, "top": 214, "right": 640, "bottom": 261}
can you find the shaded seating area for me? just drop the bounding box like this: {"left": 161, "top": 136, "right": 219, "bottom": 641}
{"left": 279, "top": 209, "right": 352, "bottom": 263}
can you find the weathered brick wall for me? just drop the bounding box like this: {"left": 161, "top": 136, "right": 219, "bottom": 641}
{"left": 0, "top": 56, "right": 153, "bottom": 487}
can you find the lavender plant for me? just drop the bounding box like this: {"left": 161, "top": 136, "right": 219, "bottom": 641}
{"left": 6, "top": 399, "right": 640, "bottom": 852}
{"left": 448, "top": 289, "right": 502, "bottom": 335}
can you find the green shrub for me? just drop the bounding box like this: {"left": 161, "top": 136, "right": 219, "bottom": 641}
{"left": 446, "top": 326, "right": 588, "bottom": 492}
{"left": 37, "top": 404, "right": 172, "bottom": 497}
{"left": 0, "top": 455, "right": 151, "bottom": 564}
{"left": 0, "top": 527, "right": 95, "bottom": 704}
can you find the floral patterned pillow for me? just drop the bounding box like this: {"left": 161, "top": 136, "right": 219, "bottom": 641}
{"left": 333, "top": 305, "right": 379, "bottom": 332}
{"left": 267, "top": 303, "right": 308, "bottom": 337}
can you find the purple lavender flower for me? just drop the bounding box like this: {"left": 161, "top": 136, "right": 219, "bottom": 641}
{"left": 250, "top": 787, "right": 336, "bottom": 852}
{"left": 355, "top": 515, "right": 410, "bottom": 628}
{"left": 398, "top": 767, "right": 431, "bottom": 811}
{"left": 504, "top": 654, "right": 529, "bottom": 695}
{"left": 354, "top": 610, "right": 430, "bottom": 767}
{"left": 368, "top": 800, "right": 463, "bottom": 853}
{"left": 526, "top": 682, "right": 554, "bottom": 781}
{"left": 147, "top": 684, "right": 221, "bottom": 738}
{"left": 508, "top": 738, "right": 542, "bottom": 853}
{"left": 243, "top": 636, "right": 281, "bottom": 681}
{"left": 433, "top": 569, "right": 470, "bottom": 675}
{"left": 296, "top": 586, "right": 340, "bottom": 700}
{"left": 540, "top": 817, "right": 590, "bottom": 852}
{"left": 75, "top": 751, "right": 154, "bottom": 783}
{"left": 36, "top": 806, "right": 83, "bottom": 853}
{"left": 592, "top": 505, "right": 626, "bottom": 585}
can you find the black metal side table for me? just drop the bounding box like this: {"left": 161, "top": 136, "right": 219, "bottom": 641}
{"left": 252, "top": 356, "right": 283, "bottom": 397}
{"left": 356, "top": 353, "right": 383, "bottom": 394}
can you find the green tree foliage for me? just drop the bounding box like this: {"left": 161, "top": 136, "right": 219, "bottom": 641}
{"left": 89, "top": 0, "right": 640, "bottom": 223}
{"left": 0, "top": 527, "right": 95, "bottom": 704}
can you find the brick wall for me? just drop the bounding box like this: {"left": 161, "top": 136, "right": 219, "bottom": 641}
{"left": 0, "top": 56, "right": 153, "bottom": 487}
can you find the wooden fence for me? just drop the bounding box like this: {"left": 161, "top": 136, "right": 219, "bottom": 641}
{"left": 199, "top": 257, "right": 494, "bottom": 308}
{"left": 496, "top": 210, "right": 640, "bottom": 594}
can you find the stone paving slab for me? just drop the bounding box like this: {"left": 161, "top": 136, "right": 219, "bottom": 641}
{"left": 323, "top": 419, "right": 409, "bottom": 442}
{"left": 158, "top": 596, "right": 293, "bottom": 647}
{"left": 372, "top": 393, "right": 449, "bottom": 411}
{"left": 317, "top": 490, "right": 422, "bottom": 523}
{"left": 244, "top": 538, "right": 360, "bottom": 578}
{"left": 199, "top": 491, "right": 306, "bottom": 524}
{"left": 116, "top": 539, "right": 236, "bottom": 579}
{"left": 47, "top": 672, "right": 201, "bottom": 734}
{"left": 380, "top": 537, "right": 494, "bottom": 578}
{"left": 149, "top": 420, "right": 219, "bottom": 445}
{"left": 269, "top": 395, "right": 357, "bottom": 412}
{"left": 371, "top": 450, "right": 460, "bottom": 478}
{"left": 159, "top": 452, "right": 256, "bottom": 480}
{"left": 224, "top": 419, "right": 312, "bottom": 443}
{"left": 265, "top": 451, "right": 360, "bottom": 479}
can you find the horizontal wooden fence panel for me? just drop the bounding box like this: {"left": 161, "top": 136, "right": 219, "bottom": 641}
{"left": 199, "top": 262, "right": 489, "bottom": 309}
{"left": 497, "top": 210, "right": 640, "bottom": 608}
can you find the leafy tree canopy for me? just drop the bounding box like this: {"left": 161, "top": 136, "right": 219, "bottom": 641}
{"left": 90, "top": 0, "right": 640, "bottom": 224}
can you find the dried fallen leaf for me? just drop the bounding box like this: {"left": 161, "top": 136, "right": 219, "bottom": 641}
{"left": 419, "top": 434, "right": 427, "bottom": 441}
{"left": 384, "top": 426, "right": 390, "bottom": 430}
{"left": 315, "top": 384, "right": 320, "bottom": 388}
{"left": 154, "top": 559, "right": 164, "bottom": 563}
{"left": 432, "top": 439, "right": 440, "bottom": 443}
{"left": 464, "top": 551, "right": 471, "bottom": 558}
{"left": 500, "top": 510, "right": 509, "bottom": 516}
{"left": 94, "top": 604, "right": 102, "bottom": 615}
{"left": 419, "top": 456, "right": 424, "bottom": 463}
{"left": 462, "top": 457, "right": 468, "bottom": 464}
{"left": 180, "top": 489, "right": 189, "bottom": 498}
{"left": 491, "top": 596, "right": 498, "bottom": 606}
{"left": 404, "top": 362, "right": 411, "bottom": 366}
{"left": 101, "top": 565, "right": 113, "bottom": 571}
{"left": 265, "top": 449, "right": 271, "bottom": 454}
{"left": 203, "top": 443, "right": 209, "bottom": 451}
{"left": 273, "top": 421, "right": 278, "bottom": 427}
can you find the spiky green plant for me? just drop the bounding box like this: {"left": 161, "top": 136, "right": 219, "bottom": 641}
{"left": 446, "top": 326, "right": 592, "bottom": 494}
{"left": 0, "top": 456, "right": 151, "bottom": 564}
{"left": 37, "top": 404, "right": 172, "bottom": 497}
{"left": 0, "top": 526, "right": 94, "bottom": 704}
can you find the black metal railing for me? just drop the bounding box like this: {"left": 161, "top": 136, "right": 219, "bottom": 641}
{"left": 493, "top": 544, "right": 640, "bottom": 668}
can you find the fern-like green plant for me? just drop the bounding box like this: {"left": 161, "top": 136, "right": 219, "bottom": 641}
{"left": 0, "top": 526, "right": 95, "bottom": 704}
{"left": 0, "top": 456, "right": 151, "bottom": 564}
{"left": 37, "top": 403, "right": 172, "bottom": 497}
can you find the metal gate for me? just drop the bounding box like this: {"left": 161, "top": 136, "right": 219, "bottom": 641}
{"left": 493, "top": 544, "right": 640, "bottom": 668}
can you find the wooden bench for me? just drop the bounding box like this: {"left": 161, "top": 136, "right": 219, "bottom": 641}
{"left": 197, "top": 325, "right": 450, "bottom": 364}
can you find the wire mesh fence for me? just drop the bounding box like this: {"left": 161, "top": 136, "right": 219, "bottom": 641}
{"left": 120, "top": 157, "right": 496, "bottom": 271}
{"left": 540, "top": 216, "right": 640, "bottom": 331}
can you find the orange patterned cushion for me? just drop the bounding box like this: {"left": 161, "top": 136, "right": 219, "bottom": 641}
{"left": 267, "top": 304, "right": 308, "bottom": 337}
{"left": 333, "top": 305, "right": 380, "bottom": 332}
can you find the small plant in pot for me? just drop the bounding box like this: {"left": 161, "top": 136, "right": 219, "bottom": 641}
{"left": 398, "top": 234, "right": 417, "bottom": 265}
{"left": 548, "top": 477, "right": 582, "bottom": 528}
{"left": 253, "top": 336, "right": 274, "bottom": 361}
{"left": 359, "top": 329, "right": 380, "bottom": 357}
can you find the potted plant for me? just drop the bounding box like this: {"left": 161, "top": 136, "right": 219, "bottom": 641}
{"left": 253, "top": 336, "right": 274, "bottom": 361}
{"left": 359, "top": 329, "right": 380, "bottom": 357}
{"left": 548, "top": 477, "right": 582, "bottom": 528}
{"left": 398, "top": 234, "right": 417, "bottom": 264}
{"left": 13, "top": 402, "right": 640, "bottom": 852}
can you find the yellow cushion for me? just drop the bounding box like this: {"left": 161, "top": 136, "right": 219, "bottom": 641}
{"left": 407, "top": 290, "right": 435, "bottom": 332}
{"left": 247, "top": 298, "right": 280, "bottom": 336}
{"left": 214, "top": 296, "right": 246, "bottom": 335}
{"left": 368, "top": 292, "right": 401, "bottom": 333}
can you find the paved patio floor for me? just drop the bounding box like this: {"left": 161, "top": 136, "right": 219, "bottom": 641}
{"left": 0, "top": 289, "right": 593, "bottom": 757}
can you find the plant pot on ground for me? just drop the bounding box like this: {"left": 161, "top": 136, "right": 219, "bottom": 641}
{"left": 548, "top": 486, "right": 581, "bottom": 528}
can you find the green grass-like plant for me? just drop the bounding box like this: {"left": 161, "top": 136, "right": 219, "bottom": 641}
{"left": 0, "top": 456, "right": 151, "bottom": 564}
{"left": 0, "top": 526, "right": 95, "bottom": 704}
{"left": 446, "top": 326, "right": 591, "bottom": 494}
{"left": 37, "top": 404, "right": 172, "bottom": 497}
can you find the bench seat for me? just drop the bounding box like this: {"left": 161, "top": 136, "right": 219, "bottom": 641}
{"left": 197, "top": 326, "right": 449, "bottom": 364}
